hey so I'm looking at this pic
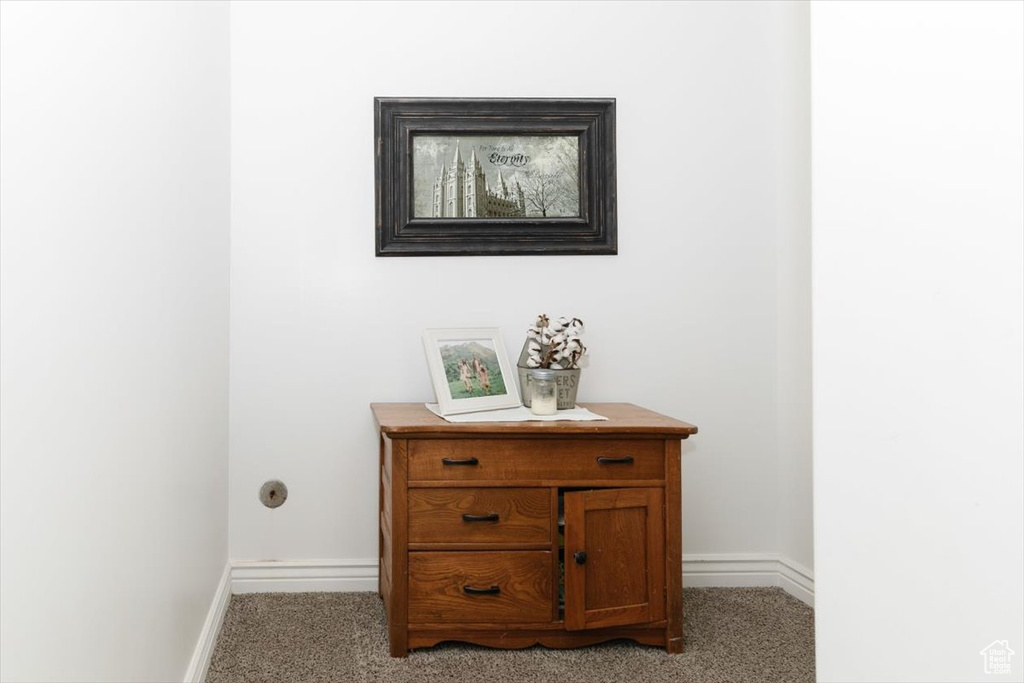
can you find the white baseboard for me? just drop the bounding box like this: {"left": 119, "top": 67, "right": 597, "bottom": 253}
{"left": 776, "top": 556, "right": 815, "bottom": 606}
{"left": 231, "top": 559, "right": 379, "bottom": 594}
{"left": 228, "top": 554, "right": 814, "bottom": 606}
{"left": 682, "top": 554, "right": 781, "bottom": 586}
{"left": 683, "top": 553, "right": 814, "bottom": 606}
{"left": 183, "top": 553, "right": 810, "bottom": 681}
{"left": 184, "top": 563, "right": 232, "bottom": 683}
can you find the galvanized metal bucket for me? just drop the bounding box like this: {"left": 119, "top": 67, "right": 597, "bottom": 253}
{"left": 516, "top": 341, "right": 581, "bottom": 410}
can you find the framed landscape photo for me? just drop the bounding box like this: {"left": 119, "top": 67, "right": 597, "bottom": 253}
{"left": 423, "top": 328, "right": 521, "bottom": 415}
{"left": 375, "top": 98, "right": 616, "bottom": 256}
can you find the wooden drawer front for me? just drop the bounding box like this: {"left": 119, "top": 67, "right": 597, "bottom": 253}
{"left": 408, "top": 439, "right": 665, "bottom": 482}
{"left": 408, "top": 551, "right": 552, "bottom": 624}
{"left": 408, "top": 488, "right": 551, "bottom": 545}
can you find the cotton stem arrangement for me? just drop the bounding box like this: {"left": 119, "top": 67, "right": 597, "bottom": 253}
{"left": 526, "top": 315, "right": 587, "bottom": 370}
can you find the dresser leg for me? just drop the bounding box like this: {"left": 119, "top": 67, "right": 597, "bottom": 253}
{"left": 665, "top": 440, "right": 684, "bottom": 656}
{"left": 388, "top": 627, "right": 409, "bottom": 658}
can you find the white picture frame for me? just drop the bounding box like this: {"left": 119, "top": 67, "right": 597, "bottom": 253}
{"left": 423, "top": 328, "right": 522, "bottom": 415}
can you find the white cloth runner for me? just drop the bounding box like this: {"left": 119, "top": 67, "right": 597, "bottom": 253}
{"left": 425, "top": 404, "right": 607, "bottom": 423}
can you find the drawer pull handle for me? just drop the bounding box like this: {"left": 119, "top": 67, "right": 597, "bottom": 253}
{"left": 462, "top": 512, "right": 500, "bottom": 523}
{"left": 463, "top": 585, "right": 501, "bottom": 595}
{"left": 597, "top": 456, "right": 634, "bottom": 465}
{"left": 574, "top": 551, "right": 588, "bottom": 565}
{"left": 441, "top": 457, "right": 479, "bottom": 466}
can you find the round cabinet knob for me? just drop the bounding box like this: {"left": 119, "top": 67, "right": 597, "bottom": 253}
{"left": 574, "top": 551, "right": 587, "bottom": 565}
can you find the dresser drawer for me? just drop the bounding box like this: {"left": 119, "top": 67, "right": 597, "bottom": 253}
{"left": 408, "top": 551, "right": 552, "bottom": 624}
{"left": 408, "top": 488, "right": 551, "bottom": 545}
{"left": 408, "top": 439, "right": 665, "bottom": 482}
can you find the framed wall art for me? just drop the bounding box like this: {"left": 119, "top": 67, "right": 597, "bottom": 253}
{"left": 422, "top": 328, "right": 521, "bottom": 415}
{"left": 375, "top": 98, "right": 616, "bottom": 256}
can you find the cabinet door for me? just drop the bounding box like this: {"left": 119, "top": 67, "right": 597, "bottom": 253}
{"left": 564, "top": 487, "right": 665, "bottom": 631}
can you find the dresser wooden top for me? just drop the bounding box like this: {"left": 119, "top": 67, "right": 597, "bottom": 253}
{"left": 371, "top": 403, "right": 697, "bottom": 438}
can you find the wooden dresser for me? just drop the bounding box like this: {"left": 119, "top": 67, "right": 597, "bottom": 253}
{"left": 371, "top": 402, "right": 698, "bottom": 657}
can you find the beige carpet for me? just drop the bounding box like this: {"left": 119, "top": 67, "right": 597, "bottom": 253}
{"left": 207, "top": 588, "right": 814, "bottom": 683}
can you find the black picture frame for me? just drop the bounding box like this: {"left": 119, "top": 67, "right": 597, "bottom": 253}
{"left": 374, "top": 97, "right": 616, "bottom": 257}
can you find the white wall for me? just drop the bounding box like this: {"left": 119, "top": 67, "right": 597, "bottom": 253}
{"left": 812, "top": 2, "right": 1024, "bottom": 682}
{"left": 773, "top": 3, "right": 814, "bottom": 575}
{"left": 229, "top": 0, "right": 813, "bottom": 580}
{"left": 0, "top": 2, "right": 231, "bottom": 681}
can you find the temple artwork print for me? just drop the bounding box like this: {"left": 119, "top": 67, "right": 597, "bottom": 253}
{"left": 413, "top": 136, "right": 580, "bottom": 219}
{"left": 374, "top": 98, "right": 616, "bottom": 256}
